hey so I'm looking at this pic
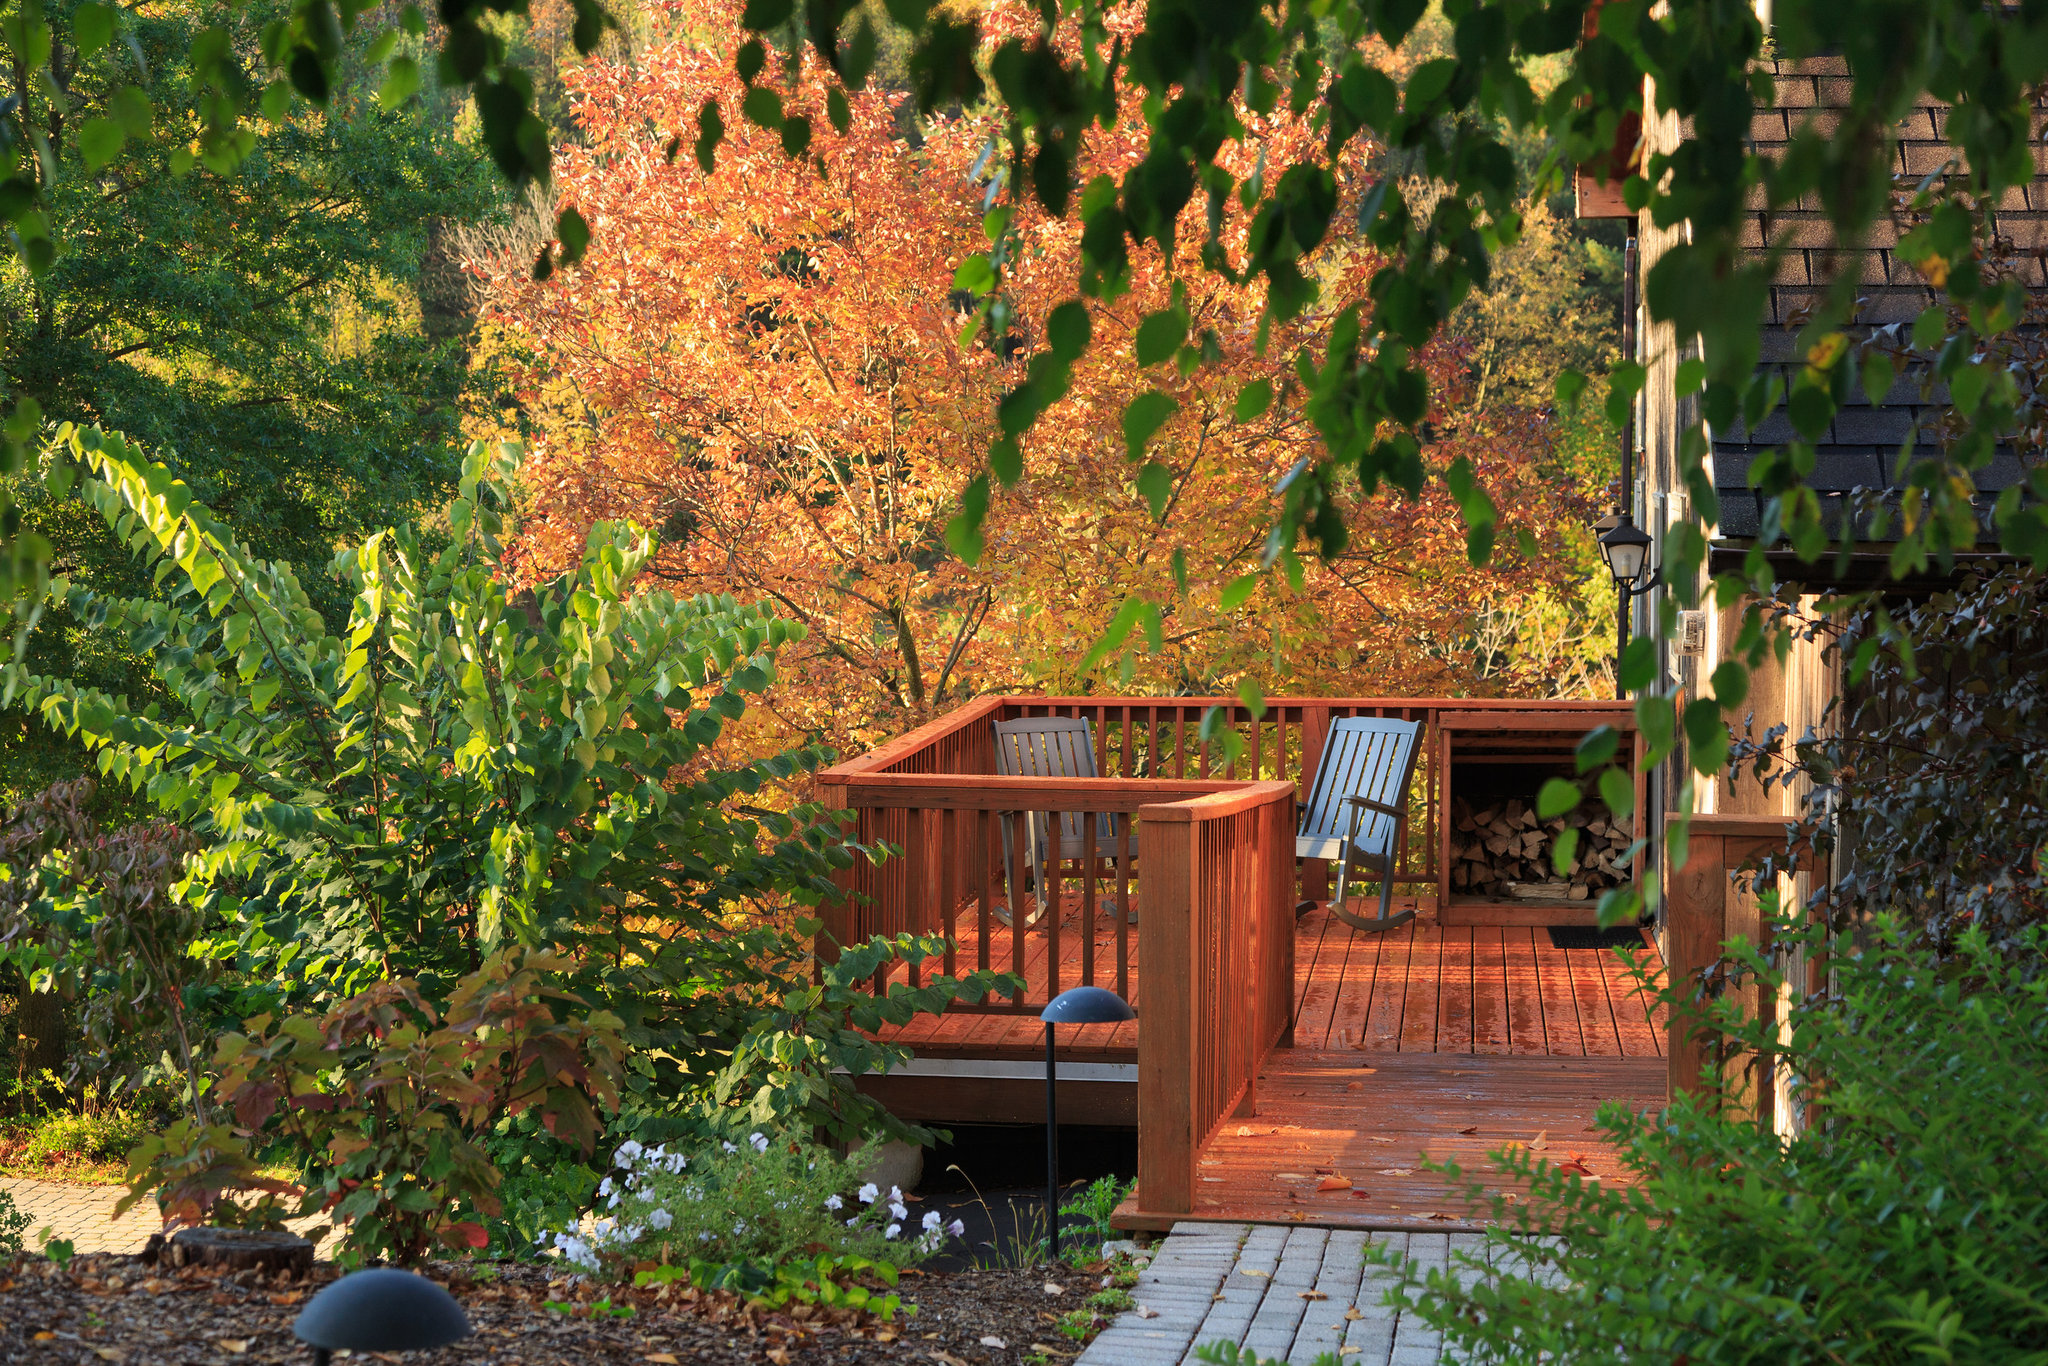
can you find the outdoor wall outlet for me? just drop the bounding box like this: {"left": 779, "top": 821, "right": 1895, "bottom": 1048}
{"left": 1675, "top": 609, "right": 1707, "bottom": 657}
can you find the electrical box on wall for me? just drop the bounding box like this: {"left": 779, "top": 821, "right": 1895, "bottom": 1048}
{"left": 1675, "top": 609, "right": 1708, "bottom": 657}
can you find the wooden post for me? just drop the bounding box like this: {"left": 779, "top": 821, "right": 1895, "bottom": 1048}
{"left": 1137, "top": 806, "right": 1198, "bottom": 1216}
{"left": 1663, "top": 824, "right": 1725, "bottom": 1104}
{"left": 1300, "top": 703, "right": 1331, "bottom": 902}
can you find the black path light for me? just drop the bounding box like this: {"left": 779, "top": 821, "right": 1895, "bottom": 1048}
{"left": 1040, "top": 985, "right": 1136, "bottom": 1261}
{"left": 294, "top": 1268, "right": 473, "bottom": 1365}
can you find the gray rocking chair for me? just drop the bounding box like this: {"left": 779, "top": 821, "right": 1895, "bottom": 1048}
{"left": 992, "top": 716, "right": 1135, "bottom": 929}
{"left": 1297, "top": 716, "right": 1424, "bottom": 933}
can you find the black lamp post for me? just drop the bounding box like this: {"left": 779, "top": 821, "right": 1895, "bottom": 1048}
{"left": 293, "top": 1268, "right": 473, "bottom": 1366}
{"left": 1598, "top": 511, "right": 1660, "bottom": 690}
{"left": 1040, "top": 985, "right": 1135, "bottom": 1261}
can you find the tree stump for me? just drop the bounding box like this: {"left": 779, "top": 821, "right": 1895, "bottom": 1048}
{"left": 163, "top": 1228, "right": 315, "bottom": 1278}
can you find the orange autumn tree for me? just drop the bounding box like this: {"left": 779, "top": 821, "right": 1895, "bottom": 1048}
{"left": 474, "top": 0, "right": 1597, "bottom": 763}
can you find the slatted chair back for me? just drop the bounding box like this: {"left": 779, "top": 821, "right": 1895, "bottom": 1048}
{"left": 1296, "top": 716, "right": 1424, "bottom": 931}
{"left": 991, "top": 716, "right": 1132, "bottom": 926}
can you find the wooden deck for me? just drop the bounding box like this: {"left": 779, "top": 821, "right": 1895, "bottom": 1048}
{"left": 1145, "top": 1050, "right": 1668, "bottom": 1232}
{"left": 871, "top": 901, "right": 1666, "bottom": 1064}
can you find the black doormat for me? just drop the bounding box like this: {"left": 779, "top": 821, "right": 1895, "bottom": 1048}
{"left": 1548, "top": 923, "right": 1649, "bottom": 951}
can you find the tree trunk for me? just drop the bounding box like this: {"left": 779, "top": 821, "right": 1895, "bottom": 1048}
{"left": 157, "top": 1228, "right": 316, "bottom": 1279}
{"left": 15, "top": 985, "right": 66, "bottom": 1095}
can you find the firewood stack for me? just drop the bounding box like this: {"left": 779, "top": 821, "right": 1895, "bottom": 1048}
{"left": 1448, "top": 795, "right": 1634, "bottom": 901}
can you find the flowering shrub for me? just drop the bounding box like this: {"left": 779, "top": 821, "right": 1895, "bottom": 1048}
{"left": 543, "top": 1133, "right": 963, "bottom": 1279}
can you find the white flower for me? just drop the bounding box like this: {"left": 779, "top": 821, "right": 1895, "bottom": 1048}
{"left": 889, "top": 1186, "right": 903, "bottom": 1201}
{"left": 646, "top": 1145, "right": 666, "bottom": 1163}
{"left": 722, "top": 1141, "right": 738, "bottom": 1154}
{"left": 947, "top": 1219, "right": 965, "bottom": 1237}
{"left": 699, "top": 1231, "right": 714, "bottom": 1242}
{"left": 613, "top": 1140, "right": 644, "bottom": 1165}
{"left": 607, "top": 1193, "right": 621, "bottom": 1210}
{"left": 648, "top": 1208, "right": 673, "bottom": 1231}
{"left": 889, "top": 1201, "right": 908, "bottom": 1221}
{"left": 846, "top": 1217, "right": 860, "bottom": 1227}
{"left": 597, "top": 1177, "right": 614, "bottom": 1198}
{"left": 749, "top": 1132, "right": 770, "bottom": 1153}
{"left": 824, "top": 1195, "right": 844, "bottom": 1211}
{"left": 885, "top": 1223, "right": 901, "bottom": 1240}
{"left": 922, "top": 1211, "right": 942, "bottom": 1232}
{"left": 858, "top": 1183, "right": 879, "bottom": 1205}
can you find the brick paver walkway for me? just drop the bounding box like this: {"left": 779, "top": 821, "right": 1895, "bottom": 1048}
{"left": 1081, "top": 1222, "right": 1532, "bottom": 1366}
{"left": 0, "top": 1179, "right": 339, "bottom": 1256}
{"left": 0, "top": 1178, "right": 154, "bottom": 1254}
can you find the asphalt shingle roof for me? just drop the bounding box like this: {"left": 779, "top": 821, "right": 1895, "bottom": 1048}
{"left": 1711, "top": 56, "right": 2040, "bottom": 542}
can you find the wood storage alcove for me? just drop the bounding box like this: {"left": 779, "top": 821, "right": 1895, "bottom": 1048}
{"left": 1435, "top": 708, "right": 1645, "bottom": 927}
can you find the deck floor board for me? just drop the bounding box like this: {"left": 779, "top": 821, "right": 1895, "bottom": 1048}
{"left": 873, "top": 905, "right": 1664, "bottom": 1063}
{"left": 1153, "top": 1050, "right": 1667, "bottom": 1232}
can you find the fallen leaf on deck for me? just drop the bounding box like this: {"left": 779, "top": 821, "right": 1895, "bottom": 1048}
{"left": 1339, "top": 1347, "right": 1362, "bottom": 1357}
{"left": 1278, "top": 1173, "right": 1309, "bottom": 1181}
{"left": 1530, "top": 1130, "right": 1549, "bottom": 1151}
{"left": 1316, "top": 1175, "right": 1351, "bottom": 1192}
{"left": 1236, "top": 1126, "right": 1253, "bottom": 1137}
{"left": 1458, "top": 1126, "right": 1479, "bottom": 1135}
{"left": 217, "top": 1342, "right": 250, "bottom": 1356}
{"left": 1368, "top": 1136, "right": 1393, "bottom": 1144}
{"left": 765, "top": 1350, "right": 791, "bottom": 1365}
{"left": 1135, "top": 1306, "right": 1160, "bottom": 1319}
{"left": 1377, "top": 1168, "right": 1414, "bottom": 1176}
{"left": 1426, "top": 1212, "right": 1457, "bottom": 1222}
{"left": 1241, "top": 1268, "right": 1269, "bottom": 1279}
{"left": 1556, "top": 1156, "right": 1595, "bottom": 1177}
{"left": 1298, "top": 1290, "right": 1327, "bottom": 1301}
{"left": 1346, "top": 1081, "right": 1364, "bottom": 1091}
{"left": 1344, "top": 1308, "right": 1365, "bottom": 1321}
{"left": 1352, "top": 1190, "right": 1372, "bottom": 1200}
{"left": 1288, "top": 1211, "right": 1308, "bottom": 1221}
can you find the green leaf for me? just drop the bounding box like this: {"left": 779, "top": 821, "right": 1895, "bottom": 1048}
{"left": 1134, "top": 309, "right": 1187, "bottom": 367}
{"left": 108, "top": 85, "right": 152, "bottom": 137}
{"left": 73, "top": 2, "right": 115, "bottom": 53}
{"left": 1536, "top": 777, "right": 1581, "bottom": 819}
{"left": 1674, "top": 358, "right": 1706, "bottom": 396}
{"left": 1219, "top": 573, "right": 1258, "bottom": 611}
{"left": 1236, "top": 680, "right": 1267, "bottom": 721}
{"left": 1574, "top": 725, "right": 1619, "bottom": 773}
{"left": 78, "top": 118, "right": 126, "bottom": 171}
{"left": 1075, "top": 597, "right": 1145, "bottom": 677}
{"left": 379, "top": 56, "right": 421, "bottom": 109}
{"left": 1047, "top": 301, "right": 1090, "bottom": 360}
{"left": 250, "top": 677, "right": 283, "bottom": 713}
{"left": 1121, "top": 391, "right": 1178, "bottom": 462}
{"left": 1551, "top": 827, "right": 1581, "bottom": 876}
{"left": 1554, "top": 369, "right": 1588, "bottom": 412}
{"left": 1235, "top": 379, "right": 1273, "bottom": 422}
{"left": 1683, "top": 698, "right": 1729, "bottom": 774}
{"left": 1137, "top": 461, "right": 1173, "bottom": 518}
{"left": 1618, "top": 636, "right": 1656, "bottom": 693}
{"left": 1597, "top": 765, "right": 1635, "bottom": 820}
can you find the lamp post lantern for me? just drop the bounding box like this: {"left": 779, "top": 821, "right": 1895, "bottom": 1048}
{"left": 1039, "top": 985, "right": 1136, "bottom": 1262}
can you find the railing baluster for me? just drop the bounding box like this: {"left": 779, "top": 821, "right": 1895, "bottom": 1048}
{"left": 1081, "top": 814, "right": 1098, "bottom": 987}
{"left": 976, "top": 808, "right": 992, "bottom": 975}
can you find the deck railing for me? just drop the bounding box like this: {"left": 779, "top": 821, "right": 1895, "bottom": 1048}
{"left": 1136, "top": 782, "right": 1296, "bottom": 1215}
{"left": 820, "top": 694, "right": 1631, "bottom": 984}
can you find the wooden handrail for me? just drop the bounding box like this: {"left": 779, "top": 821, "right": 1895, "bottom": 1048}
{"left": 1138, "top": 781, "right": 1298, "bottom": 821}
{"left": 842, "top": 775, "right": 1278, "bottom": 811}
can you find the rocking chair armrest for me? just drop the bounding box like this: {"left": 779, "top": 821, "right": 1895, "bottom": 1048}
{"left": 1338, "top": 795, "right": 1406, "bottom": 820}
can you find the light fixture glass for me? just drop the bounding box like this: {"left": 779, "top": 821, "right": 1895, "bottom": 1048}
{"left": 1597, "top": 513, "right": 1654, "bottom": 592}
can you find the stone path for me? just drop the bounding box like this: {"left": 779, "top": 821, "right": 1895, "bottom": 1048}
{"left": 0, "top": 1177, "right": 152, "bottom": 1254}
{"left": 1079, "top": 1223, "right": 1526, "bottom": 1366}
{"left": 0, "top": 1179, "right": 338, "bottom": 1256}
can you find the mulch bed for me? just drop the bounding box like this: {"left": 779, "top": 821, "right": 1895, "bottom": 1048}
{"left": 0, "top": 1252, "right": 1109, "bottom": 1365}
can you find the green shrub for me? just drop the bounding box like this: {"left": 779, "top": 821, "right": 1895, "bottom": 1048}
{"left": 1370, "top": 916, "right": 2048, "bottom": 1364}
{"left": 0, "top": 1185, "right": 30, "bottom": 1254}
{"left": 22, "top": 1107, "right": 147, "bottom": 1165}
{"left": 481, "top": 1154, "right": 600, "bottom": 1261}
{"left": 544, "top": 1133, "right": 962, "bottom": 1278}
